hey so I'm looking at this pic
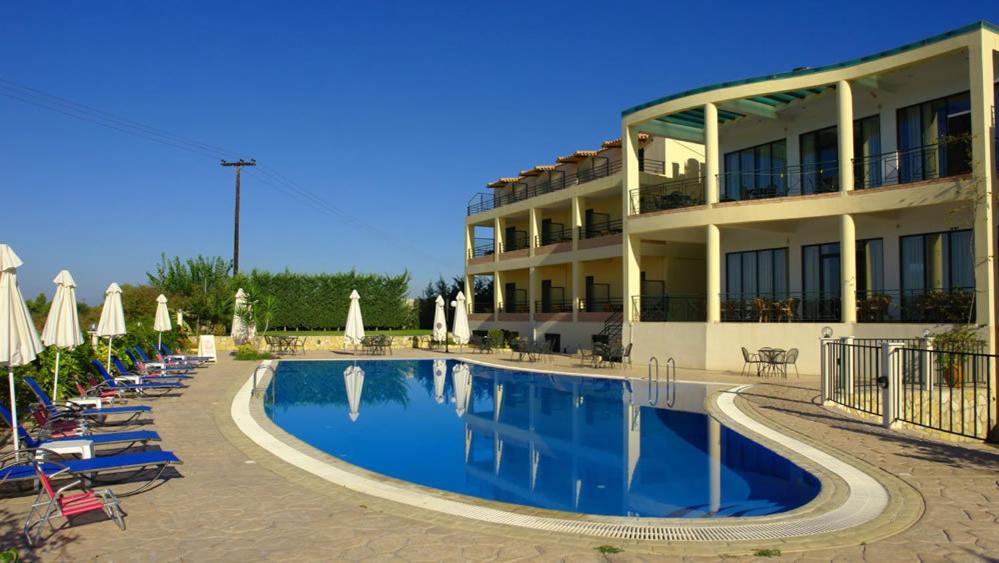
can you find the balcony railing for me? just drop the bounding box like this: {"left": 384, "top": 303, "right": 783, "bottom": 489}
{"left": 499, "top": 230, "right": 529, "bottom": 253}
{"left": 534, "top": 299, "right": 574, "bottom": 314}
{"left": 536, "top": 228, "right": 572, "bottom": 247}
{"left": 854, "top": 140, "right": 972, "bottom": 189}
{"left": 468, "top": 237, "right": 494, "bottom": 259}
{"left": 582, "top": 297, "right": 624, "bottom": 313}
{"left": 631, "top": 295, "right": 706, "bottom": 322}
{"left": 718, "top": 161, "right": 839, "bottom": 202}
{"left": 857, "top": 288, "right": 975, "bottom": 323}
{"left": 721, "top": 292, "right": 841, "bottom": 322}
{"left": 578, "top": 218, "right": 623, "bottom": 240}
{"left": 467, "top": 158, "right": 666, "bottom": 215}
{"left": 498, "top": 301, "right": 529, "bottom": 314}
{"left": 472, "top": 301, "right": 495, "bottom": 314}
{"left": 629, "top": 177, "right": 705, "bottom": 214}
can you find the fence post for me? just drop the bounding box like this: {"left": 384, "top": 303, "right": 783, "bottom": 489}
{"left": 842, "top": 336, "right": 855, "bottom": 396}
{"left": 819, "top": 337, "right": 835, "bottom": 403}
{"left": 923, "top": 336, "right": 934, "bottom": 394}
{"left": 881, "top": 342, "right": 903, "bottom": 428}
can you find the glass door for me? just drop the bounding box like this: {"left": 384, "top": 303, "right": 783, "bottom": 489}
{"left": 800, "top": 127, "right": 839, "bottom": 194}
{"left": 802, "top": 243, "right": 841, "bottom": 320}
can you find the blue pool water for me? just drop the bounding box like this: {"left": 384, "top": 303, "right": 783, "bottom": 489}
{"left": 264, "top": 359, "right": 820, "bottom": 518}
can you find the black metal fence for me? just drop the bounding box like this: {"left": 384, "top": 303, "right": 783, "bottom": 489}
{"left": 854, "top": 139, "right": 972, "bottom": 189}
{"left": 825, "top": 341, "right": 884, "bottom": 416}
{"left": 535, "top": 299, "right": 574, "bottom": 314}
{"left": 578, "top": 218, "right": 623, "bottom": 240}
{"left": 583, "top": 297, "right": 624, "bottom": 313}
{"left": 631, "top": 295, "right": 706, "bottom": 322}
{"left": 469, "top": 238, "right": 494, "bottom": 258}
{"left": 721, "top": 292, "right": 840, "bottom": 322}
{"left": 857, "top": 288, "right": 975, "bottom": 323}
{"left": 629, "top": 177, "right": 705, "bottom": 214}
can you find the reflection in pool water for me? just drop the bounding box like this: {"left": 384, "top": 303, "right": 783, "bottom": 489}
{"left": 265, "top": 359, "right": 820, "bottom": 518}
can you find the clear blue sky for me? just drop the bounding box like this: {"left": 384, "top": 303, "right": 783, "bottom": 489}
{"left": 1, "top": 1, "right": 996, "bottom": 303}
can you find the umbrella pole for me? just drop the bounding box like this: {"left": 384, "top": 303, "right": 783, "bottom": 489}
{"left": 53, "top": 350, "right": 61, "bottom": 402}
{"left": 8, "top": 366, "right": 18, "bottom": 455}
{"left": 158, "top": 331, "right": 162, "bottom": 351}
{"left": 107, "top": 336, "right": 113, "bottom": 370}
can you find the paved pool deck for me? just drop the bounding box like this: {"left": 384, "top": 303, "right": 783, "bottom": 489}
{"left": 1, "top": 349, "right": 997, "bottom": 561}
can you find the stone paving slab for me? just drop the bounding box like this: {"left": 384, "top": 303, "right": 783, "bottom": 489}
{"left": 0, "top": 350, "right": 995, "bottom": 561}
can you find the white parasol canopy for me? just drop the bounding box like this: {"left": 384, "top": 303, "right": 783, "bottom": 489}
{"left": 154, "top": 294, "right": 172, "bottom": 350}
{"left": 96, "top": 282, "right": 126, "bottom": 370}
{"left": 343, "top": 290, "right": 365, "bottom": 346}
{"left": 452, "top": 362, "right": 472, "bottom": 417}
{"left": 432, "top": 358, "right": 446, "bottom": 404}
{"left": 0, "top": 244, "right": 44, "bottom": 452}
{"left": 343, "top": 364, "right": 365, "bottom": 422}
{"left": 432, "top": 295, "right": 447, "bottom": 343}
{"left": 40, "top": 270, "right": 83, "bottom": 401}
{"left": 231, "top": 288, "right": 256, "bottom": 345}
{"left": 452, "top": 291, "right": 470, "bottom": 346}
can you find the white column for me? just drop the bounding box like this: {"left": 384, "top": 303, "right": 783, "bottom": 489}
{"left": 528, "top": 207, "right": 539, "bottom": 256}
{"left": 624, "top": 234, "right": 641, "bottom": 323}
{"left": 837, "top": 80, "right": 855, "bottom": 192}
{"left": 465, "top": 223, "right": 474, "bottom": 261}
{"left": 622, "top": 125, "right": 643, "bottom": 323}
{"left": 841, "top": 213, "right": 857, "bottom": 323}
{"left": 704, "top": 103, "right": 719, "bottom": 205}
{"left": 529, "top": 266, "right": 538, "bottom": 331}
{"left": 969, "top": 38, "right": 996, "bottom": 350}
{"left": 493, "top": 270, "right": 502, "bottom": 321}
{"left": 706, "top": 224, "right": 721, "bottom": 322}
{"left": 464, "top": 275, "right": 473, "bottom": 314}
{"left": 571, "top": 196, "right": 583, "bottom": 251}
{"left": 493, "top": 217, "right": 503, "bottom": 261}
{"left": 572, "top": 260, "right": 582, "bottom": 323}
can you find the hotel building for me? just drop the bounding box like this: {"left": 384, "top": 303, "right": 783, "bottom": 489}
{"left": 464, "top": 22, "right": 999, "bottom": 373}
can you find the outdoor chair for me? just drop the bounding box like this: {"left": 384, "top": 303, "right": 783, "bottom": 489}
{"left": 590, "top": 343, "right": 610, "bottom": 368}
{"left": 112, "top": 356, "right": 192, "bottom": 382}
{"left": 125, "top": 350, "right": 193, "bottom": 375}
{"left": 779, "top": 348, "right": 800, "bottom": 377}
{"left": 620, "top": 343, "right": 633, "bottom": 367}
{"left": 741, "top": 347, "right": 762, "bottom": 377}
{"left": 578, "top": 347, "right": 595, "bottom": 366}
{"left": 0, "top": 448, "right": 182, "bottom": 498}
{"left": 135, "top": 346, "right": 201, "bottom": 370}
{"left": 24, "top": 377, "right": 152, "bottom": 423}
{"left": 92, "top": 360, "right": 186, "bottom": 397}
{"left": 158, "top": 344, "right": 212, "bottom": 364}
{"left": 1, "top": 405, "right": 160, "bottom": 456}
{"left": 23, "top": 460, "right": 125, "bottom": 546}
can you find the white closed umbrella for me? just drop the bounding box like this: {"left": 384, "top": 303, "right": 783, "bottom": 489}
{"left": 432, "top": 295, "right": 447, "bottom": 343}
{"left": 343, "top": 290, "right": 365, "bottom": 347}
{"left": 432, "top": 358, "right": 446, "bottom": 404}
{"left": 343, "top": 364, "right": 365, "bottom": 422}
{"left": 452, "top": 362, "right": 472, "bottom": 417}
{"left": 231, "top": 288, "right": 256, "bottom": 345}
{"left": 154, "top": 294, "right": 172, "bottom": 351}
{"left": 41, "top": 270, "right": 84, "bottom": 401}
{"left": 96, "top": 283, "right": 126, "bottom": 371}
{"left": 0, "top": 244, "right": 44, "bottom": 453}
{"left": 452, "top": 291, "right": 470, "bottom": 346}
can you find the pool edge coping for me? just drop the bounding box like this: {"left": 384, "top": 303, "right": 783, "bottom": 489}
{"left": 230, "top": 358, "right": 923, "bottom": 549}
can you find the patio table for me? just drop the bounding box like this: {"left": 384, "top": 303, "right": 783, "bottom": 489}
{"left": 757, "top": 347, "right": 786, "bottom": 377}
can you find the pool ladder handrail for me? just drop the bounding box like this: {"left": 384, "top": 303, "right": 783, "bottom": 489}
{"left": 647, "top": 356, "right": 677, "bottom": 408}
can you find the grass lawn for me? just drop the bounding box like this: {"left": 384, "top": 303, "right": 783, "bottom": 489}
{"left": 261, "top": 329, "right": 431, "bottom": 336}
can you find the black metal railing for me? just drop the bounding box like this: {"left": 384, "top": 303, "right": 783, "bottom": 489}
{"left": 893, "top": 345, "right": 992, "bottom": 439}
{"left": 721, "top": 291, "right": 841, "bottom": 322}
{"left": 466, "top": 158, "right": 668, "bottom": 215}
{"left": 472, "top": 300, "right": 495, "bottom": 314}
{"left": 582, "top": 297, "right": 624, "bottom": 313}
{"left": 498, "top": 301, "right": 529, "bottom": 314}
{"left": 536, "top": 228, "right": 572, "bottom": 247}
{"left": 631, "top": 295, "right": 706, "bottom": 322}
{"left": 578, "top": 218, "right": 623, "bottom": 240}
{"left": 856, "top": 288, "right": 976, "bottom": 323}
{"left": 469, "top": 237, "right": 494, "bottom": 258}
{"left": 534, "top": 299, "right": 574, "bottom": 314}
{"left": 499, "top": 230, "right": 529, "bottom": 252}
{"left": 825, "top": 340, "right": 884, "bottom": 415}
{"left": 629, "top": 177, "right": 705, "bottom": 214}
{"left": 854, "top": 139, "right": 972, "bottom": 189}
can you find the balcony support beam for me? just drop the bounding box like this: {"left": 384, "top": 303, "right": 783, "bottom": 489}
{"left": 622, "top": 124, "right": 642, "bottom": 323}
{"left": 528, "top": 207, "right": 539, "bottom": 257}
{"left": 464, "top": 275, "right": 473, "bottom": 315}
{"left": 528, "top": 267, "right": 538, "bottom": 334}
{"left": 493, "top": 270, "right": 502, "bottom": 322}
{"left": 493, "top": 217, "right": 503, "bottom": 260}
{"left": 837, "top": 80, "right": 855, "bottom": 192}
{"left": 969, "top": 37, "right": 997, "bottom": 350}
{"left": 572, "top": 260, "right": 582, "bottom": 323}
{"left": 571, "top": 196, "right": 583, "bottom": 251}
{"left": 706, "top": 224, "right": 720, "bottom": 323}
{"left": 704, "top": 103, "right": 719, "bottom": 205}
{"left": 841, "top": 213, "right": 857, "bottom": 324}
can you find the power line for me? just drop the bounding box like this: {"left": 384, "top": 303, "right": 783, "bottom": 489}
{"left": 0, "top": 76, "right": 455, "bottom": 269}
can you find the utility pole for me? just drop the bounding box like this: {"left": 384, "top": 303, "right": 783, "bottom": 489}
{"left": 221, "top": 159, "right": 256, "bottom": 275}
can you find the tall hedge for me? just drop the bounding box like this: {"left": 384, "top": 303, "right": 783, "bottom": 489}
{"left": 243, "top": 269, "right": 413, "bottom": 330}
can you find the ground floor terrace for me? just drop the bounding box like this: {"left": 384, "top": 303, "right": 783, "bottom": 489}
{"left": 3, "top": 351, "right": 995, "bottom": 560}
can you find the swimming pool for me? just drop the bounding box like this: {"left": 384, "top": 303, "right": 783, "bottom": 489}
{"left": 264, "top": 359, "right": 819, "bottom": 518}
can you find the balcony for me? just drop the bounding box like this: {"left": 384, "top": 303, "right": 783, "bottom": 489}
{"left": 468, "top": 158, "right": 665, "bottom": 216}
{"left": 857, "top": 288, "right": 975, "bottom": 323}
{"left": 717, "top": 162, "right": 839, "bottom": 202}
{"left": 578, "top": 218, "right": 622, "bottom": 240}
{"left": 631, "top": 295, "right": 706, "bottom": 322}
{"left": 499, "top": 231, "right": 529, "bottom": 257}
{"left": 629, "top": 177, "right": 705, "bottom": 215}
{"left": 854, "top": 139, "right": 972, "bottom": 189}
{"left": 467, "top": 237, "right": 495, "bottom": 264}
{"left": 721, "top": 292, "right": 840, "bottom": 323}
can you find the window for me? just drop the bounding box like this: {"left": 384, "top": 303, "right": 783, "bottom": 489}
{"left": 900, "top": 230, "right": 974, "bottom": 293}
{"left": 799, "top": 126, "right": 839, "bottom": 194}
{"left": 802, "top": 243, "right": 841, "bottom": 321}
{"left": 856, "top": 238, "right": 884, "bottom": 294}
{"left": 853, "top": 115, "right": 882, "bottom": 188}
{"left": 897, "top": 91, "right": 971, "bottom": 182}
{"left": 722, "top": 139, "right": 786, "bottom": 200}
{"left": 725, "top": 248, "right": 788, "bottom": 298}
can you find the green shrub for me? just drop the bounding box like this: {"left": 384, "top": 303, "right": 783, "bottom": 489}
{"left": 487, "top": 329, "right": 506, "bottom": 348}
{"left": 233, "top": 344, "right": 275, "bottom": 361}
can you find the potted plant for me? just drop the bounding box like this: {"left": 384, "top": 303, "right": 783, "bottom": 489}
{"left": 932, "top": 325, "right": 982, "bottom": 388}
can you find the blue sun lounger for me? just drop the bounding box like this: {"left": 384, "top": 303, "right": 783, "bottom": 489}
{"left": 125, "top": 349, "right": 193, "bottom": 373}
{"left": 92, "top": 361, "right": 185, "bottom": 395}
{"left": 111, "top": 356, "right": 192, "bottom": 381}
{"left": 23, "top": 377, "right": 151, "bottom": 419}
{"left": 0, "top": 405, "right": 159, "bottom": 453}
{"left": 0, "top": 450, "right": 182, "bottom": 495}
{"left": 159, "top": 344, "right": 211, "bottom": 364}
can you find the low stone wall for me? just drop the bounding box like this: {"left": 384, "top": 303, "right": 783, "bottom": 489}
{"left": 211, "top": 335, "right": 423, "bottom": 352}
